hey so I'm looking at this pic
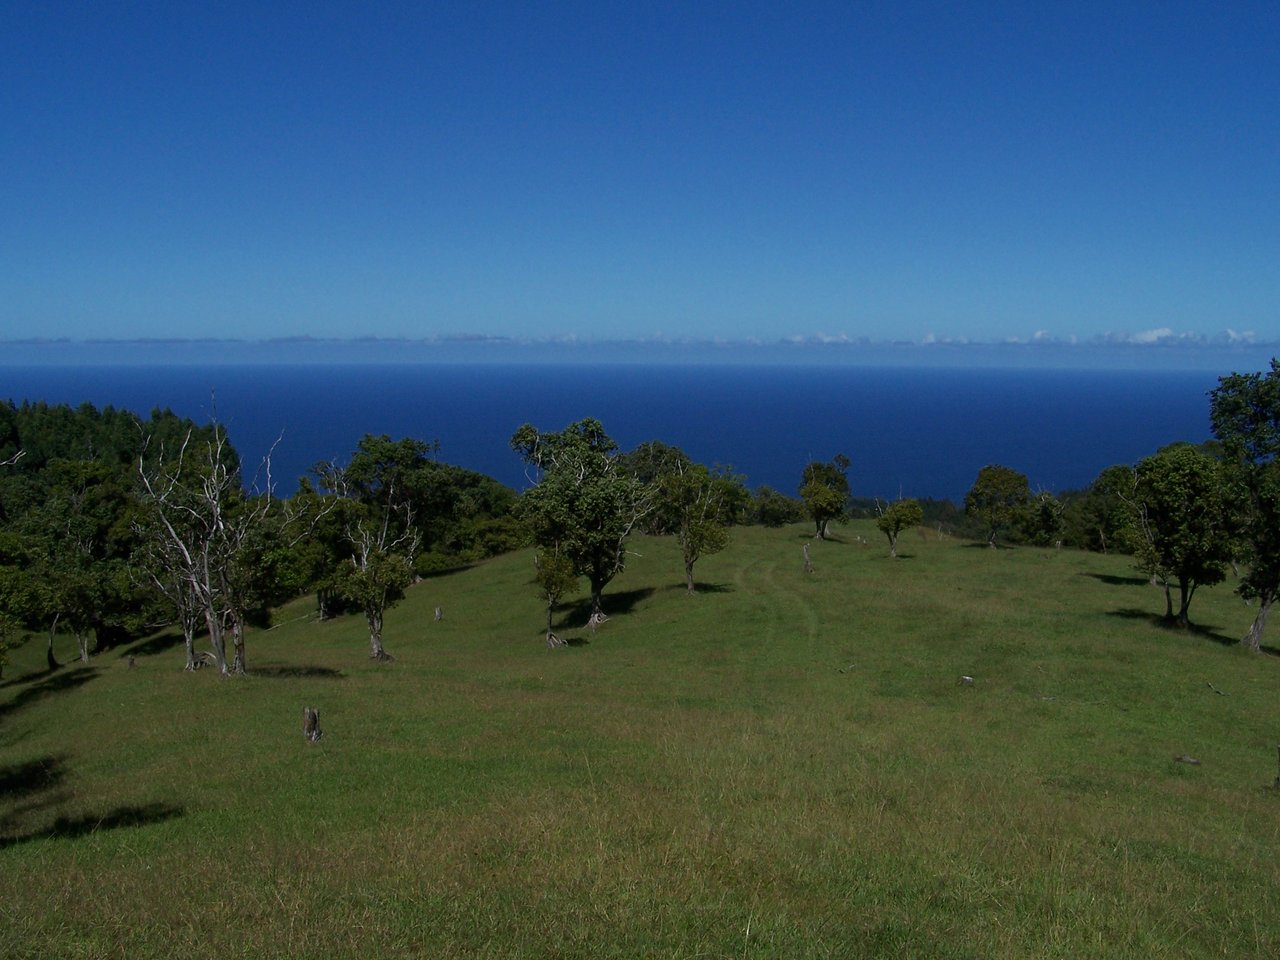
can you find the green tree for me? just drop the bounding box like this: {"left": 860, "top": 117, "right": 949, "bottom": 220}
{"left": 1022, "top": 490, "right": 1064, "bottom": 547}
{"left": 800, "top": 454, "right": 850, "bottom": 540}
{"left": 1210, "top": 360, "right": 1280, "bottom": 650}
{"left": 875, "top": 498, "right": 924, "bottom": 558}
{"left": 1061, "top": 465, "right": 1136, "bottom": 553}
{"left": 533, "top": 545, "right": 578, "bottom": 648}
{"left": 1127, "top": 444, "right": 1233, "bottom": 627}
{"left": 752, "top": 485, "right": 805, "bottom": 527}
{"left": 964, "top": 464, "right": 1030, "bottom": 547}
{"left": 317, "top": 437, "right": 426, "bottom": 662}
{"left": 511, "top": 419, "right": 652, "bottom": 627}
{"left": 652, "top": 455, "right": 733, "bottom": 592}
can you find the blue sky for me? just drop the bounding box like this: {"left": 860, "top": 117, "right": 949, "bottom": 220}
{"left": 2, "top": 1, "right": 1277, "bottom": 349}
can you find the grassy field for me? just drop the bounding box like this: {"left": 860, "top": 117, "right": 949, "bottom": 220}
{"left": 2, "top": 521, "right": 1278, "bottom": 959}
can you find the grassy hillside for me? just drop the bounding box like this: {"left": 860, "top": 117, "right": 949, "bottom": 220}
{"left": 2, "top": 522, "right": 1278, "bottom": 959}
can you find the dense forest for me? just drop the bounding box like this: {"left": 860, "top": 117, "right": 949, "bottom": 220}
{"left": 1, "top": 358, "right": 1277, "bottom": 674}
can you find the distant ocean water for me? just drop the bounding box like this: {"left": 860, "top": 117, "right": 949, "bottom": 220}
{"left": 1, "top": 364, "right": 1218, "bottom": 501}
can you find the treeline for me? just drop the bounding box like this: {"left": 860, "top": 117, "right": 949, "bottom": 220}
{"left": 1, "top": 358, "right": 1277, "bottom": 672}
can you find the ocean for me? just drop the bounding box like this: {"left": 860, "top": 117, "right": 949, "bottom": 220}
{"left": 0, "top": 363, "right": 1219, "bottom": 501}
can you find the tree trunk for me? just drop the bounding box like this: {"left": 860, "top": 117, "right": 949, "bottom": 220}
{"left": 1174, "top": 580, "right": 1193, "bottom": 626}
{"left": 76, "top": 631, "right": 91, "bottom": 664}
{"left": 367, "top": 607, "right": 393, "bottom": 661}
{"left": 1241, "top": 595, "right": 1273, "bottom": 652}
{"left": 46, "top": 616, "right": 61, "bottom": 671}
{"left": 545, "top": 596, "right": 564, "bottom": 648}
{"left": 203, "top": 608, "right": 228, "bottom": 675}
{"left": 888, "top": 533, "right": 899, "bottom": 559}
{"left": 183, "top": 627, "right": 197, "bottom": 671}
{"left": 587, "top": 582, "right": 608, "bottom": 628}
{"left": 685, "top": 558, "right": 696, "bottom": 593}
{"left": 224, "top": 609, "right": 247, "bottom": 675}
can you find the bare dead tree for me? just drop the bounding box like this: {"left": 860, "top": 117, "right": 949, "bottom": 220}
{"left": 136, "top": 425, "right": 293, "bottom": 675}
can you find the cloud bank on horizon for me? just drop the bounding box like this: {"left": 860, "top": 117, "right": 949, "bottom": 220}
{"left": 1, "top": 4, "right": 1276, "bottom": 350}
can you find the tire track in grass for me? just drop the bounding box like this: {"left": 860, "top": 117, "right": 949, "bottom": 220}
{"left": 736, "top": 556, "right": 821, "bottom": 653}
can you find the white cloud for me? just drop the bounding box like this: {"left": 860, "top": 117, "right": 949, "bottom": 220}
{"left": 1127, "top": 327, "right": 1174, "bottom": 344}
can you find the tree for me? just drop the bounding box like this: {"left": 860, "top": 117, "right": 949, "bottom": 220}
{"left": 1061, "top": 465, "right": 1135, "bottom": 553}
{"left": 800, "top": 454, "right": 850, "bottom": 540}
{"left": 875, "top": 498, "right": 924, "bottom": 558}
{"left": 316, "top": 436, "right": 426, "bottom": 662}
{"left": 511, "top": 419, "right": 652, "bottom": 627}
{"left": 964, "top": 465, "right": 1030, "bottom": 547}
{"left": 1126, "top": 444, "right": 1233, "bottom": 627}
{"left": 533, "top": 546, "right": 578, "bottom": 648}
{"left": 137, "top": 423, "right": 280, "bottom": 674}
{"left": 1210, "top": 360, "right": 1280, "bottom": 650}
{"left": 1022, "top": 490, "right": 1064, "bottom": 547}
{"left": 752, "top": 485, "right": 805, "bottom": 527}
{"left": 651, "top": 455, "right": 732, "bottom": 592}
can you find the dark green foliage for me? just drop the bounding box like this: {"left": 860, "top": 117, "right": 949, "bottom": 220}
{"left": 320, "top": 434, "right": 516, "bottom": 563}
{"left": 751, "top": 485, "right": 805, "bottom": 527}
{"left": 964, "top": 464, "right": 1030, "bottom": 547}
{"left": 511, "top": 419, "right": 652, "bottom": 624}
{"left": 1210, "top": 359, "right": 1280, "bottom": 649}
{"left": 1129, "top": 444, "right": 1233, "bottom": 626}
{"left": 799, "top": 454, "right": 850, "bottom": 539}
{"left": 637, "top": 444, "right": 736, "bottom": 591}
{"left": 0, "top": 401, "right": 221, "bottom": 661}
{"left": 1060, "top": 464, "right": 1137, "bottom": 553}
{"left": 1021, "top": 490, "right": 1064, "bottom": 547}
{"left": 875, "top": 498, "right": 924, "bottom": 557}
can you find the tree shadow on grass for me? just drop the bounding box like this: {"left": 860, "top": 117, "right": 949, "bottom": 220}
{"left": 658, "top": 582, "right": 735, "bottom": 595}
{"left": 1108, "top": 608, "right": 1240, "bottom": 647}
{"left": 0, "top": 755, "right": 67, "bottom": 800}
{"left": 252, "top": 665, "right": 345, "bottom": 679}
{"left": 556, "top": 588, "right": 656, "bottom": 629}
{"left": 794, "top": 533, "right": 847, "bottom": 543}
{"left": 692, "top": 581, "right": 734, "bottom": 594}
{"left": 119, "top": 631, "right": 184, "bottom": 660}
{"left": 1085, "top": 572, "right": 1150, "bottom": 587}
{"left": 0, "top": 802, "right": 185, "bottom": 850}
{"left": 0, "top": 667, "right": 100, "bottom": 724}
{"left": 0, "top": 755, "right": 72, "bottom": 834}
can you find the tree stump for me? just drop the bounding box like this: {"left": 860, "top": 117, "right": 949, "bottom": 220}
{"left": 434, "top": 606, "right": 443, "bottom": 622}
{"left": 302, "top": 707, "right": 323, "bottom": 743}
{"left": 803, "top": 543, "right": 814, "bottom": 574}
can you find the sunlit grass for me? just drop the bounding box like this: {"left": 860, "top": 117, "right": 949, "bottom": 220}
{"left": 2, "top": 521, "right": 1278, "bottom": 957}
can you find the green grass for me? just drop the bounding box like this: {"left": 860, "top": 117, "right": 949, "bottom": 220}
{"left": 2, "top": 522, "right": 1279, "bottom": 958}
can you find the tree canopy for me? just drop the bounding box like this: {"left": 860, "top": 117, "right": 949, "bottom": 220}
{"left": 1127, "top": 444, "right": 1233, "bottom": 627}
{"left": 964, "top": 464, "right": 1030, "bottom": 547}
{"left": 875, "top": 498, "right": 924, "bottom": 558}
{"left": 799, "top": 454, "right": 850, "bottom": 540}
{"left": 1210, "top": 360, "right": 1280, "bottom": 649}
{"left": 512, "top": 419, "right": 652, "bottom": 626}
